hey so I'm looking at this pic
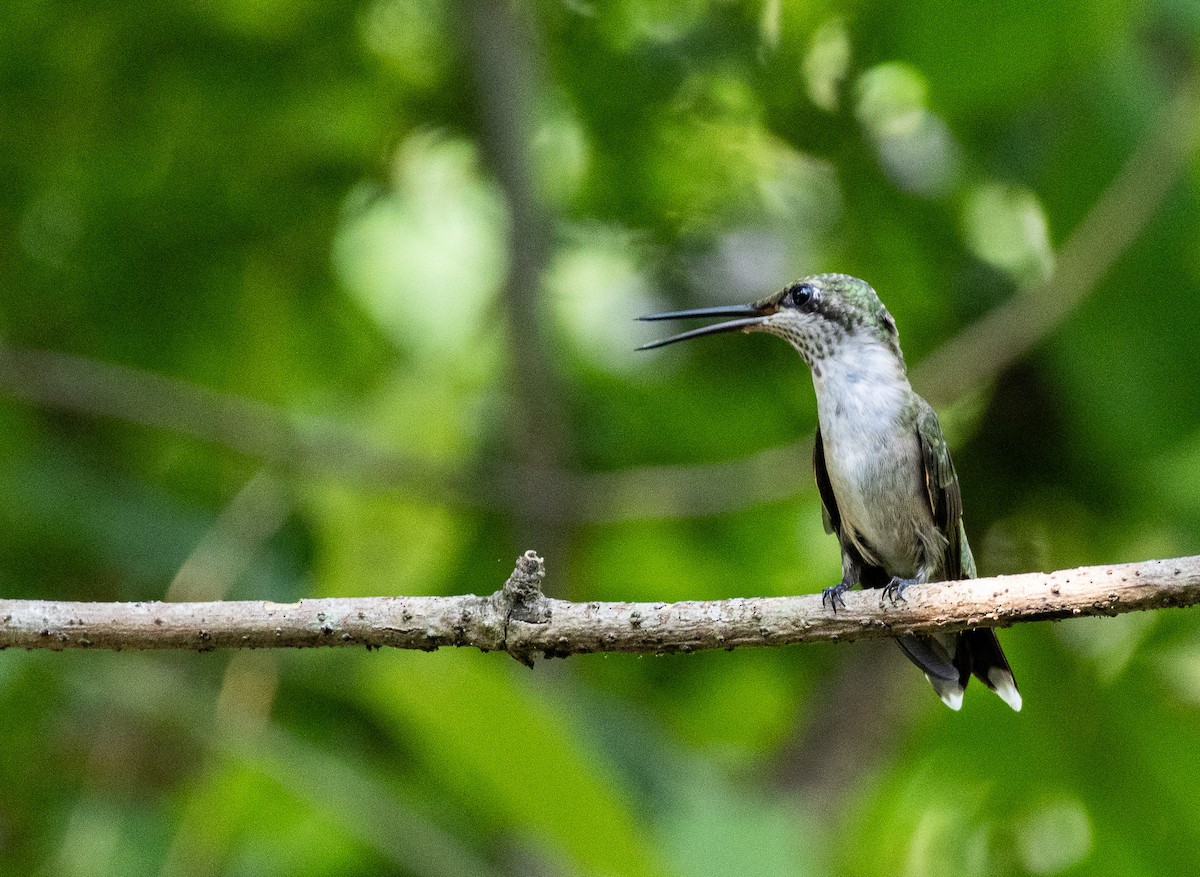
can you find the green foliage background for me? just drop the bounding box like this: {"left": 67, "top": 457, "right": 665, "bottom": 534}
{"left": 3, "top": 1, "right": 1200, "bottom": 874}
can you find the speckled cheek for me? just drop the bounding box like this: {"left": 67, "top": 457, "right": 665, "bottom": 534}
{"left": 776, "top": 327, "right": 818, "bottom": 364}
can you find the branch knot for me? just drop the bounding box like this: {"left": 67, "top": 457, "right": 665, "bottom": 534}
{"left": 502, "top": 550, "right": 546, "bottom": 615}
{"left": 497, "top": 550, "right": 551, "bottom": 666}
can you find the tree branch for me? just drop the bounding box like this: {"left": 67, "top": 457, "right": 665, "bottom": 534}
{"left": 4, "top": 552, "right": 1199, "bottom": 659}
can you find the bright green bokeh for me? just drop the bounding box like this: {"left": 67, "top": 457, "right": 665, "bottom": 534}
{"left": 2, "top": 1, "right": 1200, "bottom": 875}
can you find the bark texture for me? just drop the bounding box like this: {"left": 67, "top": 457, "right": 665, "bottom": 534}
{"left": 2, "top": 552, "right": 1199, "bottom": 660}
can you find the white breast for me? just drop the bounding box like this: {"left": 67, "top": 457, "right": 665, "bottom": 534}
{"left": 812, "top": 346, "right": 930, "bottom": 576}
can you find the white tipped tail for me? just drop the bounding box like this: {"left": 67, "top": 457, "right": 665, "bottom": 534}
{"left": 926, "top": 674, "right": 965, "bottom": 711}
{"left": 899, "top": 629, "right": 1019, "bottom": 711}
{"left": 988, "top": 667, "right": 1023, "bottom": 712}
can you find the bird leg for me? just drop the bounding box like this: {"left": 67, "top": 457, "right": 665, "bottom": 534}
{"left": 882, "top": 576, "right": 916, "bottom": 603}
{"left": 882, "top": 556, "right": 932, "bottom": 605}
{"left": 823, "top": 551, "right": 867, "bottom": 611}
{"left": 882, "top": 565, "right": 930, "bottom": 605}
{"left": 821, "top": 574, "right": 856, "bottom": 611}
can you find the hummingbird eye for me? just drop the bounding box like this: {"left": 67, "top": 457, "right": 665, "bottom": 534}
{"left": 784, "top": 283, "right": 817, "bottom": 309}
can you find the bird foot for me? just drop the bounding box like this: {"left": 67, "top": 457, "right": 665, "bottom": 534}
{"left": 822, "top": 582, "right": 851, "bottom": 611}
{"left": 882, "top": 576, "right": 919, "bottom": 605}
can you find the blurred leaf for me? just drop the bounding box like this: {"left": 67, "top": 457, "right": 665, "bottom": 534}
{"left": 360, "top": 652, "right": 667, "bottom": 877}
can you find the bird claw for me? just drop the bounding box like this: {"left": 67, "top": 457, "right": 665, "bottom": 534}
{"left": 882, "top": 576, "right": 918, "bottom": 605}
{"left": 822, "top": 582, "right": 850, "bottom": 611}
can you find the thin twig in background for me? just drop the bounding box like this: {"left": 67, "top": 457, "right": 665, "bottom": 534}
{"left": 0, "top": 343, "right": 467, "bottom": 500}
{"left": 913, "top": 80, "right": 1200, "bottom": 406}
{"left": 460, "top": 0, "right": 580, "bottom": 539}
{"left": 164, "top": 469, "right": 292, "bottom": 602}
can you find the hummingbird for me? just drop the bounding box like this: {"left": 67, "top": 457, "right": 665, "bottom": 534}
{"left": 640, "top": 273, "right": 1020, "bottom": 711}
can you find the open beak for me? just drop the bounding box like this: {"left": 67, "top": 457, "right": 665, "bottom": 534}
{"left": 637, "top": 304, "right": 768, "bottom": 350}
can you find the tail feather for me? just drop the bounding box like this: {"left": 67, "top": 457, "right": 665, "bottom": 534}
{"left": 896, "top": 632, "right": 967, "bottom": 711}
{"left": 963, "top": 628, "right": 1022, "bottom": 711}
{"left": 893, "top": 629, "right": 1020, "bottom": 711}
{"left": 926, "top": 673, "right": 965, "bottom": 711}
{"left": 895, "top": 633, "right": 958, "bottom": 681}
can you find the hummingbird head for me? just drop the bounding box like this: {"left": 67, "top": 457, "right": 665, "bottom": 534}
{"left": 640, "top": 273, "right": 903, "bottom": 367}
